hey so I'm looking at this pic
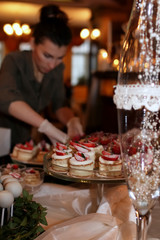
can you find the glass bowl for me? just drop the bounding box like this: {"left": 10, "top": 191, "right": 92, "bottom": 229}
{"left": 21, "top": 167, "right": 44, "bottom": 194}
{"left": 0, "top": 163, "right": 26, "bottom": 175}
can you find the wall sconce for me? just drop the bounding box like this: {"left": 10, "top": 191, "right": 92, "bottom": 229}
{"left": 97, "top": 48, "right": 110, "bottom": 71}
{"left": 112, "top": 58, "right": 119, "bottom": 70}
{"left": 80, "top": 28, "right": 101, "bottom": 40}
{"left": 3, "top": 22, "right": 31, "bottom": 36}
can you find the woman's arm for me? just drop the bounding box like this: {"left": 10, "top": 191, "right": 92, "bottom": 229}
{"left": 8, "top": 100, "right": 44, "bottom": 128}
{"left": 55, "top": 107, "right": 75, "bottom": 125}
{"left": 8, "top": 100, "right": 69, "bottom": 144}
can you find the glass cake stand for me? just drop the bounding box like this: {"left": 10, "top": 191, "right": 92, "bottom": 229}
{"left": 43, "top": 152, "right": 125, "bottom": 206}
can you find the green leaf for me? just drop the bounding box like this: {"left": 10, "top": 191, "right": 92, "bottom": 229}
{"left": 35, "top": 225, "right": 45, "bottom": 234}
{"left": 1, "top": 189, "right": 48, "bottom": 240}
{"left": 20, "top": 216, "right": 28, "bottom": 226}
{"left": 40, "top": 216, "right": 48, "bottom": 225}
{"left": 23, "top": 189, "right": 33, "bottom": 201}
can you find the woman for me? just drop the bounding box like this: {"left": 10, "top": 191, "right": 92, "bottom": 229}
{"left": 0, "top": 4, "right": 84, "bottom": 152}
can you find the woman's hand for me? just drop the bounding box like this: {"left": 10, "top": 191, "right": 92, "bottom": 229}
{"left": 38, "top": 119, "right": 69, "bottom": 145}
{"left": 67, "top": 117, "right": 84, "bottom": 139}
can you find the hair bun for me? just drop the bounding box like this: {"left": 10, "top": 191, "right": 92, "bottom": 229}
{"left": 40, "top": 4, "right": 68, "bottom": 24}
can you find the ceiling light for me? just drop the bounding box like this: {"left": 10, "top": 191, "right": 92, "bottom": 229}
{"left": 3, "top": 22, "right": 31, "bottom": 36}
{"left": 3, "top": 24, "right": 13, "bottom": 35}
{"left": 80, "top": 28, "right": 101, "bottom": 40}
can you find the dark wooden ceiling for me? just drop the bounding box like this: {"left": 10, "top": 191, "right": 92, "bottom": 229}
{"left": 5, "top": 0, "right": 133, "bottom": 13}
{"left": 0, "top": 0, "right": 133, "bottom": 27}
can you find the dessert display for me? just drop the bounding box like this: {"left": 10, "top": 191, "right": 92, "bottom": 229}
{"left": 10, "top": 132, "right": 124, "bottom": 180}
{"left": 47, "top": 132, "right": 124, "bottom": 180}
{"left": 21, "top": 167, "right": 44, "bottom": 194}
{"left": 11, "top": 140, "right": 38, "bottom": 162}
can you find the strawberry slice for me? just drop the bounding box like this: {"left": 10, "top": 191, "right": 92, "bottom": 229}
{"left": 12, "top": 164, "right": 19, "bottom": 169}
{"left": 81, "top": 142, "right": 96, "bottom": 148}
{"left": 74, "top": 144, "right": 89, "bottom": 153}
{"left": 77, "top": 152, "right": 89, "bottom": 159}
{"left": 128, "top": 147, "right": 137, "bottom": 156}
{"left": 102, "top": 150, "right": 111, "bottom": 155}
{"left": 74, "top": 153, "right": 87, "bottom": 161}
{"left": 56, "top": 150, "right": 66, "bottom": 156}
{"left": 56, "top": 142, "right": 67, "bottom": 150}
{"left": 88, "top": 137, "right": 99, "bottom": 142}
{"left": 102, "top": 154, "right": 119, "bottom": 161}
{"left": 70, "top": 141, "right": 80, "bottom": 147}
{"left": 71, "top": 135, "right": 82, "bottom": 141}
{"left": 25, "top": 141, "right": 31, "bottom": 147}
{"left": 112, "top": 145, "right": 120, "bottom": 154}
{"left": 20, "top": 144, "right": 33, "bottom": 150}
{"left": 9, "top": 172, "right": 21, "bottom": 179}
{"left": 70, "top": 141, "right": 90, "bottom": 150}
{"left": 26, "top": 169, "right": 35, "bottom": 174}
{"left": 100, "top": 138, "right": 112, "bottom": 145}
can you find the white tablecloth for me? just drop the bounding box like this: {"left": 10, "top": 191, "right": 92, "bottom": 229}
{"left": 34, "top": 183, "right": 160, "bottom": 240}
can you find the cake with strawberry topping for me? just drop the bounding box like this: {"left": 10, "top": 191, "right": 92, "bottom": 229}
{"left": 51, "top": 142, "right": 73, "bottom": 172}
{"left": 85, "top": 131, "right": 104, "bottom": 145}
{"left": 54, "top": 142, "right": 73, "bottom": 154}
{"left": 69, "top": 152, "right": 94, "bottom": 177}
{"left": 12, "top": 143, "right": 21, "bottom": 158}
{"left": 22, "top": 167, "right": 44, "bottom": 193}
{"left": 99, "top": 150, "right": 122, "bottom": 177}
{"left": 69, "top": 141, "right": 96, "bottom": 166}
{"left": 100, "top": 133, "right": 119, "bottom": 148}
{"left": 36, "top": 140, "right": 51, "bottom": 162}
{"left": 79, "top": 141, "right": 104, "bottom": 168}
{"left": 80, "top": 140, "right": 103, "bottom": 155}
{"left": 11, "top": 140, "right": 38, "bottom": 162}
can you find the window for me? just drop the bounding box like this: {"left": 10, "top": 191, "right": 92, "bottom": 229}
{"left": 19, "top": 42, "right": 31, "bottom": 51}
{"left": 71, "top": 39, "right": 98, "bottom": 86}
{"left": 0, "top": 42, "right": 5, "bottom": 67}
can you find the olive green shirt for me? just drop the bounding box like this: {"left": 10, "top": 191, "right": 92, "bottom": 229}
{"left": 0, "top": 50, "right": 67, "bottom": 148}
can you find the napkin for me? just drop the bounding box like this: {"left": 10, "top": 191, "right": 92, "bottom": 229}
{"left": 34, "top": 183, "right": 160, "bottom": 240}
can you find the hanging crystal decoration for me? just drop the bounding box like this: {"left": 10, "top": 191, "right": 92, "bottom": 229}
{"left": 114, "top": 0, "right": 160, "bottom": 112}
{"left": 113, "top": 0, "right": 160, "bottom": 239}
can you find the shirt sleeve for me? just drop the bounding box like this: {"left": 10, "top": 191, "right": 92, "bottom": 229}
{"left": 0, "top": 54, "right": 24, "bottom": 114}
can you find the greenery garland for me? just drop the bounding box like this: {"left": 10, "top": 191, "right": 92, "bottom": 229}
{"left": 0, "top": 189, "right": 48, "bottom": 240}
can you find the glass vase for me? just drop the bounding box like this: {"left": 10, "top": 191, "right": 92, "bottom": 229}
{"left": 114, "top": 0, "right": 160, "bottom": 239}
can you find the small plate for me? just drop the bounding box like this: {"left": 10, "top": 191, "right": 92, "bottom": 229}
{"left": 10, "top": 154, "right": 43, "bottom": 166}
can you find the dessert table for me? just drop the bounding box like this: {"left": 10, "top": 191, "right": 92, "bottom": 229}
{"left": 33, "top": 182, "right": 160, "bottom": 240}
{"left": 1, "top": 155, "right": 160, "bottom": 239}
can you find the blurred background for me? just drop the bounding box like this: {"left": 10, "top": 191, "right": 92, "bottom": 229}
{"left": 0, "top": 0, "right": 133, "bottom": 134}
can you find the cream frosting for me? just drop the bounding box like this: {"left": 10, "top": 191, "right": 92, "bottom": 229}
{"left": 99, "top": 156, "right": 121, "bottom": 165}
{"left": 69, "top": 157, "right": 93, "bottom": 166}
{"left": 52, "top": 152, "right": 72, "bottom": 160}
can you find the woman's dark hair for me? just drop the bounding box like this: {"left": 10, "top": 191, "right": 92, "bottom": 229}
{"left": 32, "top": 4, "right": 72, "bottom": 46}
